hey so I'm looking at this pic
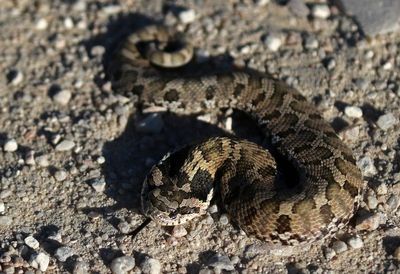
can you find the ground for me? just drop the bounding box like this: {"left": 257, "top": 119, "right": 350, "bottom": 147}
{"left": 0, "top": 0, "right": 399, "bottom": 273}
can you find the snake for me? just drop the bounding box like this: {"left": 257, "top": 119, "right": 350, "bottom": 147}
{"left": 109, "top": 25, "right": 363, "bottom": 245}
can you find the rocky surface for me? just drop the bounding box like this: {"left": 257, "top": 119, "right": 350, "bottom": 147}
{"left": 0, "top": 0, "right": 399, "bottom": 273}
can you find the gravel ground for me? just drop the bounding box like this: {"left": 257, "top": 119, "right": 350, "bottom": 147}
{"left": 0, "top": 0, "right": 400, "bottom": 273}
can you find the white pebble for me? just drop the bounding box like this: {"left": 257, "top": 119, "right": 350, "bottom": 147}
{"left": 55, "top": 246, "right": 74, "bottom": 262}
{"left": 53, "top": 89, "right": 72, "bottom": 105}
{"left": 91, "top": 179, "right": 106, "bottom": 192}
{"left": 376, "top": 183, "right": 388, "bottom": 195}
{"left": 36, "top": 155, "right": 49, "bottom": 167}
{"left": 347, "top": 236, "right": 364, "bottom": 249}
{"left": 376, "top": 113, "right": 397, "bottom": 130}
{"left": 178, "top": 9, "right": 196, "bottom": 24}
{"left": 171, "top": 225, "right": 187, "bottom": 238}
{"left": 54, "top": 170, "right": 67, "bottom": 182}
{"left": 311, "top": 4, "right": 331, "bottom": 19}
{"left": 331, "top": 240, "right": 348, "bottom": 254}
{"left": 140, "top": 257, "right": 161, "bottom": 274}
{"left": 64, "top": 17, "right": 74, "bottom": 29}
{"left": 24, "top": 236, "right": 40, "bottom": 249}
{"left": 382, "top": 61, "right": 392, "bottom": 70}
{"left": 96, "top": 156, "right": 106, "bottom": 164}
{"left": 110, "top": 256, "right": 135, "bottom": 274}
{"left": 0, "top": 202, "right": 4, "bottom": 213}
{"left": 25, "top": 150, "right": 36, "bottom": 165}
{"left": 208, "top": 204, "right": 218, "bottom": 214}
{"left": 366, "top": 194, "right": 378, "bottom": 209}
{"left": 263, "top": 34, "right": 282, "bottom": 52}
{"left": 219, "top": 214, "right": 229, "bottom": 225}
{"left": 4, "top": 139, "right": 18, "bottom": 152}
{"left": 55, "top": 140, "right": 75, "bottom": 151}
{"left": 36, "top": 18, "right": 48, "bottom": 30}
{"left": 255, "top": 0, "right": 270, "bottom": 6}
{"left": 357, "top": 156, "right": 377, "bottom": 176}
{"left": 9, "top": 70, "right": 24, "bottom": 86}
{"left": 30, "top": 252, "right": 50, "bottom": 271}
{"left": 324, "top": 247, "right": 336, "bottom": 260}
{"left": 344, "top": 106, "right": 363, "bottom": 118}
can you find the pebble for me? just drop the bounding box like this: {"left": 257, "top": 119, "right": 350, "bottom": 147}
{"left": 355, "top": 212, "right": 381, "bottom": 231}
{"left": 25, "top": 150, "right": 36, "bottom": 165}
{"left": 90, "top": 45, "right": 105, "bottom": 57}
{"left": 387, "top": 194, "right": 400, "bottom": 211}
{"left": 8, "top": 70, "right": 24, "bottom": 86}
{"left": 208, "top": 204, "right": 218, "bottom": 214}
{"left": 366, "top": 194, "right": 378, "bottom": 209}
{"left": 354, "top": 78, "right": 369, "bottom": 90}
{"left": 304, "top": 36, "right": 319, "bottom": 49}
{"left": 55, "top": 140, "right": 75, "bottom": 151}
{"left": 263, "top": 33, "right": 282, "bottom": 51}
{"left": 347, "top": 236, "right": 364, "bottom": 249}
{"left": 177, "top": 8, "right": 196, "bottom": 24}
{"left": 54, "top": 246, "right": 74, "bottom": 262}
{"left": 394, "top": 246, "right": 400, "bottom": 260}
{"left": 376, "top": 183, "right": 388, "bottom": 195}
{"left": 117, "top": 221, "right": 130, "bottom": 234}
{"left": 339, "top": 126, "right": 360, "bottom": 141}
{"left": 331, "top": 240, "right": 348, "bottom": 254}
{"left": 311, "top": 4, "right": 331, "bottom": 19}
{"left": 357, "top": 156, "right": 377, "bottom": 176}
{"left": 325, "top": 58, "right": 336, "bottom": 70}
{"left": 3, "top": 139, "right": 18, "bottom": 152}
{"left": 0, "top": 216, "right": 12, "bottom": 226}
{"left": 36, "top": 18, "right": 48, "bottom": 30}
{"left": 96, "top": 156, "right": 105, "bottom": 164}
{"left": 344, "top": 106, "right": 363, "bottom": 118}
{"left": 0, "top": 202, "right": 5, "bottom": 213}
{"left": 140, "top": 257, "right": 161, "bottom": 274}
{"left": 136, "top": 113, "right": 164, "bottom": 134}
{"left": 171, "top": 225, "right": 188, "bottom": 238}
{"left": 207, "top": 254, "right": 234, "bottom": 271}
{"left": 29, "top": 252, "right": 50, "bottom": 271}
{"left": 288, "top": 0, "right": 309, "bottom": 17}
{"left": 219, "top": 214, "right": 229, "bottom": 225}
{"left": 91, "top": 178, "right": 106, "bottom": 192}
{"left": 255, "top": 0, "right": 270, "bottom": 6}
{"left": 73, "top": 261, "right": 89, "bottom": 274}
{"left": 52, "top": 89, "right": 72, "bottom": 105}
{"left": 36, "top": 155, "right": 50, "bottom": 167}
{"left": 54, "top": 170, "right": 67, "bottom": 182}
{"left": 323, "top": 247, "right": 336, "bottom": 260}
{"left": 24, "top": 236, "right": 40, "bottom": 249}
{"left": 64, "top": 17, "right": 74, "bottom": 29}
{"left": 0, "top": 189, "right": 11, "bottom": 199}
{"left": 376, "top": 113, "right": 397, "bottom": 130}
{"left": 110, "top": 256, "right": 136, "bottom": 274}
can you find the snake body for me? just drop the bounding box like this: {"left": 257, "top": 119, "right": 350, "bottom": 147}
{"left": 110, "top": 26, "right": 363, "bottom": 245}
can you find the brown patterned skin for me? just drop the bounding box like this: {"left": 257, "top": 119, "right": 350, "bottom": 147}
{"left": 110, "top": 25, "right": 363, "bottom": 245}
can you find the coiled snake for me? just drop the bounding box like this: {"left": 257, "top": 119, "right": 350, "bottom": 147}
{"left": 110, "top": 25, "right": 363, "bottom": 245}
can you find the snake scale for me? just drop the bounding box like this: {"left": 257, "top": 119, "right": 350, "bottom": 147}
{"left": 109, "top": 25, "right": 363, "bottom": 245}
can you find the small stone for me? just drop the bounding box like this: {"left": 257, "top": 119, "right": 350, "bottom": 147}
{"left": 24, "top": 236, "right": 40, "bottom": 249}
{"left": 55, "top": 140, "right": 75, "bottom": 151}
{"left": 136, "top": 113, "right": 164, "bottom": 134}
{"left": 52, "top": 89, "right": 72, "bottom": 105}
{"left": 0, "top": 202, "right": 5, "bottom": 213}
{"left": 64, "top": 17, "right": 74, "bottom": 29}
{"left": 255, "top": 0, "right": 270, "bottom": 6}
{"left": 96, "top": 156, "right": 105, "bottom": 164}
{"left": 207, "top": 254, "right": 234, "bottom": 271}
{"left": 91, "top": 178, "right": 106, "bottom": 192}
{"left": 0, "top": 216, "right": 12, "bottom": 226}
{"left": 304, "top": 36, "right": 319, "bottom": 49}
{"left": 366, "top": 194, "right": 378, "bottom": 209}
{"left": 140, "top": 257, "right": 161, "bottom": 274}
{"left": 288, "top": 0, "right": 309, "bottom": 17}
{"left": 357, "top": 156, "right": 377, "bottom": 176}
{"left": 311, "top": 4, "right": 331, "bottom": 19}
{"left": 55, "top": 246, "right": 74, "bottom": 262}
{"left": 36, "top": 18, "right": 48, "bottom": 30}
{"left": 354, "top": 78, "right": 369, "bottom": 90}
{"left": 73, "top": 261, "right": 89, "bottom": 274}
{"left": 177, "top": 8, "right": 196, "bottom": 24}
{"left": 0, "top": 189, "right": 12, "bottom": 199}
{"left": 36, "top": 155, "right": 49, "bottom": 167}
{"left": 394, "top": 246, "right": 400, "bottom": 260}
{"left": 219, "top": 214, "right": 229, "bottom": 225}
{"left": 8, "top": 70, "right": 24, "bottom": 86}
{"left": 263, "top": 33, "right": 282, "bottom": 52}
{"left": 30, "top": 252, "right": 50, "bottom": 271}
{"left": 25, "top": 150, "right": 35, "bottom": 165}
{"left": 323, "top": 247, "right": 336, "bottom": 260}
{"left": 339, "top": 126, "right": 360, "bottom": 141}
{"left": 171, "top": 225, "right": 187, "bottom": 238}
{"left": 387, "top": 194, "right": 400, "bottom": 211}
{"left": 331, "top": 240, "right": 348, "bottom": 254}
{"left": 208, "top": 204, "right": 218, "bottom": 214}
{"left": 4, "top": 139, "right": 18, "bottom": 152}
{"left": 325, "top": 58, "right": 336, "bottom": 70}
{"left": 118, "top": 221, "right": 130, "bottom": 234}
{"left": 355, "top": 213, "right": 381, "bottom": 231}
{"left": 225, "top": 117, "right": 232, "bottom": 131}
{"left": 376, "top": 113, "right": 397, "bottom": 130}
{"left": 383, "top": 61, "right": 393, "bottom": 70}
{"left": 91, "top": 45, "right": 105, "bottom": 56}
{"left": 54, "top": 170, "right": 67, "bottom": 182}
{"left": 110, "top": 256, "right": 136, "bottom": 274}
{"left": 376, "top": 183, "right": 388, "bottom": 195}
{"left": 344, "top": 106, "right": 363, "bottom": 118}
{"left": 347, "top": 236, "right": 364, "bottom": 249}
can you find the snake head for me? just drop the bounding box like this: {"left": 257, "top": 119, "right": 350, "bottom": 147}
{"left": 141, "top": 148, "right": 213, "bottom": 226}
